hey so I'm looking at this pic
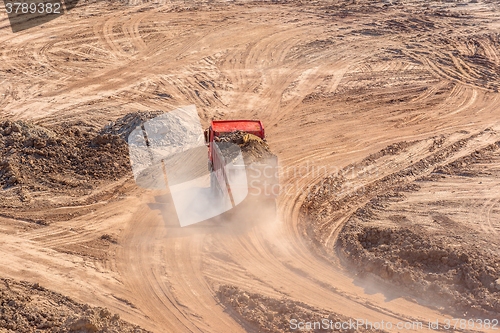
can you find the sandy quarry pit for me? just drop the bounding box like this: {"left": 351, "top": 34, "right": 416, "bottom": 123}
{"left": 1, "top": 0, "right": 500, "bottom": 332}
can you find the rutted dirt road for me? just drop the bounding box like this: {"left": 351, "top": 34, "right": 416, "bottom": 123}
{"left": 1, "top": 0, "right": 499, "bottom": 332}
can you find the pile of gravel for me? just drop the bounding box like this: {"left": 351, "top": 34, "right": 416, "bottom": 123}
{"left": 100, "top": 111, "right": 165, "bottom": 142}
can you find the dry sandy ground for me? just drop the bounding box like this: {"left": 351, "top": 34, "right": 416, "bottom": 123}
{"left": 1, "top": 0, "right": 500, "bottom": 332}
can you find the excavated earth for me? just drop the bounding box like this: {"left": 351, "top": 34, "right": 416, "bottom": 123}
{"left": 216, "top": 130, "right": 276, "bottom": 165}
{"left": 302, "top": 129, "right": 500, "bottom": 318}
{"left": 0, "top": 278, "right": 149, "bottom": 333}
{"left": 217, "top": 285, "right": 381, "bottom": 333}
{"left": 0, "top": 119, "right": 129, "bottom": 210}
{"left": 0, "top": 111, "right": 168, "bottom": 219}
{"left": 1, "top": 0, "right": 500, "bottom": 332}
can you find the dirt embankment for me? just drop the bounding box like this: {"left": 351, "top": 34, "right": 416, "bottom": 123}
{"left": 338, "top": 141, "right": 500, "bottom": 317}
{"left": 339, "top": 220, "right": 500, "bottom": 317}
{"left": 0, "top": 278, "right": 149, "bottom": 333}
{"left": 0, "top": 112, "right": 163, "bottom": 213}
{"left": 217, "top": 285, "right": 383, "bottom": 333}
{"left": 0, "top": 120, "right": 127, "bottom": 209}
{"left": 301, "top": 130, "right": 500, "bottom": 317}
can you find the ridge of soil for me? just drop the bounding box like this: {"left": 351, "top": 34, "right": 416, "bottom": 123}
{"left": 0, "top": 278, "right": 150, "bottom": 333}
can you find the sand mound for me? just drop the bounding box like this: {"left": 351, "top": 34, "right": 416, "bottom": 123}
{"left": 337, "top": 140, "right": 500, "bottom": 317}
{"left": 0, "top": 119, "right": 131, "bottom": 209}
{"left": 215, "top": 131, "right": 276, "bottom": 165}
{"left": 217, "top": 285, "right": 379, "bottom": 333}
{"left": 0, "top": 278, "right": 149, "bottom": 333}
{"left": 301, "top": 132, "right": 500, "bottom": 317}
{"left": 0, "top": 113, "right": 180, "bottom": 210}
{"left": 339, "top": 221, "right": 500, "bottom": 317}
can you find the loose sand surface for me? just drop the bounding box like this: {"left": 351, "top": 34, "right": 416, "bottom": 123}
{"left": 1, "top": 0, "right": 499, "bottom": 332}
